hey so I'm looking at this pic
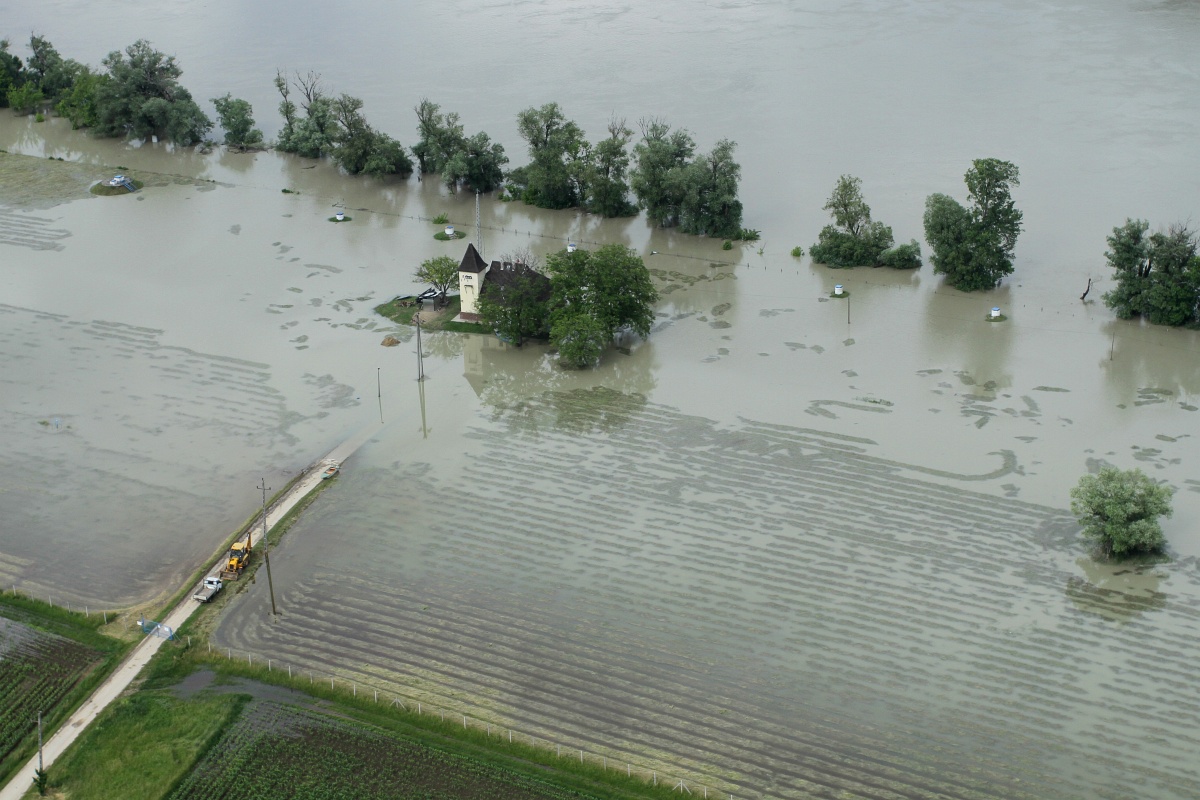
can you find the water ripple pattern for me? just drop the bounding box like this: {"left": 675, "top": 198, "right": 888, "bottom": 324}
{"left": 215, "top": 389, "right": 1200, "bottom": 800}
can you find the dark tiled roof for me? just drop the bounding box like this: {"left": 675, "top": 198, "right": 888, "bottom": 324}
{"left": 459, "top": 243, "right": 489, "bottom": 273}
{"left": 481, "top": 262, "right": 552, "bottom": 300}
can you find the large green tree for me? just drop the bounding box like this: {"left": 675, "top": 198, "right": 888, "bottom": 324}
{"left": 513, "top": 102, "right": 589, "bottom": 209}
{"left": 443, "top": 131, "right": 508, "bottom": 193}
{"left": 1070, "top": 467, "right": 1173, "bottom": 558}
{"left": 1102, "top": 220, "right": 1199, "bottom": 327}
{"left": 924, "top": 158, "right": 1022, "bottom": 291}
{"left": 93, "top": 40, "right": 212, "bottom": 145}
{"left": 630, "top": 118, "right": 695, "bottom": 228}
{"left": 55, "top": 66, "right": 106, "bottom": 129}
{"left": 212, "top": 94, "right": 263, "bottom": 149}
{"left": 329, "top": 93, "right": 411, "bottom": 176}
{"left": 677, "top": 138, "right": 744, "bottom": 238}
{"left": 412, "top": 99, "right": 464, "bottom": 176}
{"left": 546, "top": 244, "right": 658, "bottom": 352}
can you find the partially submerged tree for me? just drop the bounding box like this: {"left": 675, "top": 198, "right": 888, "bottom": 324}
{"left": 212, "top": 94, "right": 263, "bottom": 149}
{"left": 414, "top": 255, "right": 460, "bottom": 306}
{"left": 551, "top": 312, "right": 609, "bottom": 369}
{"left": 1102, "top": 220, "right": 1200, "bottom": 327}
{"left": 585, "top": 117, "right": 637, "bottom": 217}
{"left": 924, "top": 158, "right": 1022, "bottom": 290}
{"left": 630, "top": 118, "right": 695, "bottom": 228}
{"left": 678, "top": 138, "right": 744, "bottom": 238}
{"left": 810, "top": 175, "right": 917, "bottom": 268}
{"left": 1070, "top": 467, "right": 1173, "bottom": 558}
{"left": 93, "top": 40, "right": 212, "bottom": 145}
{"left": 274, "top": 71, "right": 337, "bottom": 158}
{"left": 513, "top": 102, "right": 589, "bottom": 209}
{"left": 0, "top": 40, "right": 24, "bottom": 108}
{"left": 545, "top": 244, "right": 658, "bottom": 367}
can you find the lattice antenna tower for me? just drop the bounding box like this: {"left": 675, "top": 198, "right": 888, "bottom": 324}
{"left": 475, "top": 191, "right": 482, "bottom": 258}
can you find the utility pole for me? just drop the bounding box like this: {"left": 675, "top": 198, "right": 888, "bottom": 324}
{"left": 37, "top": 711, "right": 42, "bottom": 773}
{"left": 377, "top": 367, "right": 383, "bottom": 424}
{"left": 415, "top": 313, "right": 425, "bottom": 381}
{"left": 258, "top": 478, "right": 278, "bottom": 617}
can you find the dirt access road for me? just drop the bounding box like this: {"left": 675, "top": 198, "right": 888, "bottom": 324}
{"left": 0, "top": 427, "right": 375, "bottom": 800}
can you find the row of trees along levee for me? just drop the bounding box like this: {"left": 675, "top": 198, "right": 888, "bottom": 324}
{"left": 2, "top": 36, "right": 750, "bottom": 236}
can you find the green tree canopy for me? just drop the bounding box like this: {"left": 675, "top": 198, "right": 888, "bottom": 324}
{"left": 0, "top": 40, "right": 24, "bottom": 109}
{"left": 677, "top": 138, "right": 744, "bottom": 238}
{"left": 809, "top": 175, "right": 915, "bottom": 268}
{"left": 93, "top": 40, "right": 212, "bottom": 145}
{"left": 212, "top": 94, "right": 263, "bottom": 149}
{"left": 551, "top": 312, "right": 609, "bottom": 369}
{"left": 1102, "top": 220, "right": 1199, "bottom": 327}
{"left": 585, "top": 117, "right": 637, "bottom": 217}
{"left": 55, "top": 66, "right": 105, "bottom": 129}
{"left": 513, "top": 102, "right": 589, "bottom": 209}
{"left": 274, "top": 71, "right": 337, "bottom": 159}
{"left": 443, "top": 131, "right": 508, "bottom": 193}
{"left": 924, "top": 158, "right": 1022, "bottom": 291}
{"left": 630, "top": 118, "right": 695, "bottom": 228}
{"left": 546, "top": 244, "right": 658, "bottom": 343}
{"left": 1070, "top": 467, "right": 1173, "bottom": 558}
{"left": 414, "top": 255, "right": 460, "bottom": 305}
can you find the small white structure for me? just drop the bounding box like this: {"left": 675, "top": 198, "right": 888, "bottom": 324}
{"left": 991, "top": 306, "right": 1001, "bottom": 318}
{"left": 567, "top": 241, "right": 577, "bottom": 253}
{"left": 834, "top": 285, "right": 844, "bottom": 296}
{"left": 445, "top": 224, "right": 455, "bottom": 237}
{"left": 335, "top": 210, "right": 345, "bottom": 221}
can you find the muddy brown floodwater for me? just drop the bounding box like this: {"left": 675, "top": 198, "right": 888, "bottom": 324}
{"left": 2, "top": 0, "right": 1199, "bottom": 796}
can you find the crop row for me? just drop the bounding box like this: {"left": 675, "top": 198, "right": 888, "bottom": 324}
{"left": 0, "top": 621, "right": 99, "bottom": 760}
{"left": 169, "top": 701, "right": 593, "bottom": 800}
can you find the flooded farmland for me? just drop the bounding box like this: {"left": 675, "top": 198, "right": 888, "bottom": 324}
{"left": 2, "top": 0, "right": 1200, "bottom": 796}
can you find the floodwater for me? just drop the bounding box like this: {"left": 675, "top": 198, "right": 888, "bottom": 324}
{"left": 2, "top": 0, "right": 1199, "bottom": 796}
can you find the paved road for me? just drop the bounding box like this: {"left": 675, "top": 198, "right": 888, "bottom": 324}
{"left": 0, "top": 436, "right": 370, "bottom": 800}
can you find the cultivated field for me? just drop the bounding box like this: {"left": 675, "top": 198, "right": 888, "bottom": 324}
{"left": 169, "top": 700, "right": 604, "bottom": 800}
{"left": 212, "top": 389, "right": 1200, "bottom": 800}
{"left": 0, "top": 618, "right": 99, "bottom": 762}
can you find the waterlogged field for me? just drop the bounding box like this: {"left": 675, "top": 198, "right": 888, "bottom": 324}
{"left": 214, "top": 388, "right": 1200, "bottom": 800}
{"left": 169, "top": 701, "right": 597, "bottom": 800}
{"left": 0, "top": 618, "right": 99, "bottom": 762}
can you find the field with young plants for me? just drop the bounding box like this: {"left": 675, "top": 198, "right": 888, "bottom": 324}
{"left": 169, "top": 701, "right": 599, "bottom": 800}
{"left": 0, "top": 618, "right": 99, "bottom": 762}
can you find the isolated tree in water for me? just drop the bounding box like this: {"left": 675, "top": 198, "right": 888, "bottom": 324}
{"left": 211, "top": 94, "right": 263, "bottom": 150}
{"left": 1070, "top": 467, "right": 1173, "bottom": 558}
{"left": 924, "top": 158, "right": 1022, "bottom": 291}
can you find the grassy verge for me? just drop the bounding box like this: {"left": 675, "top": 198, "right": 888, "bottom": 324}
{"left": 30, "top": 691, "right": 247, "bottom": 800}
{"left": 0, "top": 595, "right": 131, "bottom": 791}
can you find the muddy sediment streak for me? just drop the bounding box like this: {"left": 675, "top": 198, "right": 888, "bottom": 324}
{"left": 215, "top": 389, "right": 1200, "bottom": 800}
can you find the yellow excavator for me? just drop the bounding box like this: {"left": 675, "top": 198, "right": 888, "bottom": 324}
{"left": 220, "top": 532, "right": 252, "bottom": 580}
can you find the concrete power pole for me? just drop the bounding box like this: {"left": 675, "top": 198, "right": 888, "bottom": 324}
{"left": 258, "top": 478, "right": 279, "bottom": 617}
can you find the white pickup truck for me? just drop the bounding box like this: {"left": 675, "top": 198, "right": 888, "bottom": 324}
{"left": 193, "top": 575, "right": 223, "bottom": 603}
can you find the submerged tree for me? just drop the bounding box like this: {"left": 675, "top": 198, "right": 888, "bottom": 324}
{"left": 585, "top": 117, "right": 637, "bottom": 217}
{"left": 92, "top": 40, "right": 212, "bottom": 145}
{"left": 810, "top": 175, "right": 919, "bottom": 268}
{"left": 630, "top": 118, "right": 695, "bottom": 228}
{"left": 0, "top": 40, "right": 24, "bottom": 108}
{"left": 274, "top": 71, "right": 337, "bottom": 158}
{"left": 513, "top": 102, "right": 589, "bottom": 209}
{"left": 1102, "top": 220, "right": 1199, "bottom": 327}
{"left": 547, "top": 244, "right": 658, "bottom": 349}
{"left": 677, "top": 138, "right": 744, "bottom": 238}
{"left": 414, "top": 100, "right": 507, "bottom": 192}
{"left": 476, "top": 259, "right": 552, "bottom": 346}
{"left": 1070, "top": 467, "right": 1173, "bottom": 558}
{"left": 212, "top": 94, "right": 263, "bottom": 149}
{"left": 924, "top": 158, "right": 1022, "bottom": 290}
